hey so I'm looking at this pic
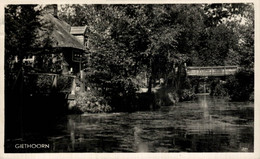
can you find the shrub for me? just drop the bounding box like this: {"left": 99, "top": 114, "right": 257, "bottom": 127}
{"left": 56, "top": 76, "right": 73, "bottom": 92}
{"left": 75, "top": 91, "right": 112, "bottom": 113}
{"left": 212, "top": 83, "right": 228, "bottom": 96}
{"left": 210, "top": 78, "right": 228, "bottom": 96}
{"left": 249, "top": 92, "right": 254, "bottom": 101}
{"left": 179, "top": 88, "right": 196, "bottom": 102}
{"left": 155, "top": 87, "right": 176, "bottom": 106}
{"left": 225, "top": 69, "right": 254, "bottom": 101}
{"left": 24, "top": 74, "right": 74, "bottom": 93}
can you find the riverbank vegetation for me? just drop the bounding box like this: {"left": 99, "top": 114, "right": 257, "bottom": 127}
{"left": 59, "top": 4, "right": 253, "bottom": 111}
{"left": 36, "top": 4, "right": 257, "bottom": 112}
{"left": 225, "top": 69, "right": 254, "bottom": 101}
{"left": 5, "top": 4, "right": 254, "bottom": 114}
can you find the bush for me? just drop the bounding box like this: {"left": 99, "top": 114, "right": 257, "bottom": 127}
{"left": 178, "top": 77, "right": 196, "bottom": 101}
{"left": 249, "top": 92, "right": 254, "bottom": 101}
{"left": 24, "top": 74, "right": 74, "bottom": 94}
{"left": 56, "top": 76, "right": 73, "bottom": 92}
{"left": 225, "top": 69, "right": 254, "bottom": 101}
{"left": 75, "top": 91, "right": 112, "bottom": 113}
{"left": 212, "top": 83, "right": 228, "bottom": 96}
{"left": 210, "top": 78, "right": 228, "bottom": 96}
{"left": 179, "top": 88, "right": 196, "bottom": 102}
{"left": 155, "top": 87, "right": 176, "bottom": 106}
{"left": 24, "top": 74, "right": 53, "bottom": 93}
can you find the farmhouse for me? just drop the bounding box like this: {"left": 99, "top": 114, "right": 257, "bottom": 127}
{"left": 22, "top": 4, "right": 88, "bottom": 75}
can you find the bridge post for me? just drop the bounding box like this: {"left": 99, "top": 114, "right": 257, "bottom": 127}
{"left": 203, "top": 77, "right": 208, "bottom": 93}
{"left": 224, "top": 65, "right": 226, "bottom": 76}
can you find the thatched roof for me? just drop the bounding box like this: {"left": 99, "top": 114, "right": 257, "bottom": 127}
{"left": 70, "top": 26, "right": 87, "bottom": 35}
{"left": 41, "top": 14, "right": 85, "bottom": 51}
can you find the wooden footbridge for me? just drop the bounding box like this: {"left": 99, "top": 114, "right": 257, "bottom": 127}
{"left": 186, "top": 66, "right": 239, "bottom": 77}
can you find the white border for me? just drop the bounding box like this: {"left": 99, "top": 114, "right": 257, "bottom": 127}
{"left": 0, "top": 0, "right": 259, "bottom": 159}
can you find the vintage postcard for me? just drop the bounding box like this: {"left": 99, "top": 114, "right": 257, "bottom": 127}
{"left": 0, "top": 0, "right": 259, "bottom": 159}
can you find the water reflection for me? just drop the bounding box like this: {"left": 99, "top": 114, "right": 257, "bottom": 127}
{"left": 6, "top": 95, "right": 253, "bottom": 152}
{"left": 47, "top": 95, "right": 254, "bottom": 152}
{"left": 49, "top": 95, "right": 252, "bottom": 152}
{"left": 201, "top": 95, "right": 210, "bottom": 119}
{"left": 134, "top": 125, "right": 149, "bottom": 152}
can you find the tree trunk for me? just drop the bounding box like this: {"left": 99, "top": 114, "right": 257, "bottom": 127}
{"left": 174, "top": 64, "right": 182, "bottom": 90}
{"left": 148, "top": 75, "right": 152, "bottom": 93}
{"left": 148, "top": 58, "right": 153, "bottom": 94}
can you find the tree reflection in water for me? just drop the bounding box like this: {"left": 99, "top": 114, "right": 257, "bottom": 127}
{"left": 5, "top": 95, "right": 253, "bottom": 152}
{"left": 54, "top": 96, "right": 253, "bottom": 152}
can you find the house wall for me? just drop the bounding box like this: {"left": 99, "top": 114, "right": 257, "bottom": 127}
{"left": 62, "top": 48, "right": 82, "bottom": 75}
{"left": 74, "top": 35, "right": 85, "bottom": 46}
{"left": 12, "top": 48, "right": 83, "bottom": 75}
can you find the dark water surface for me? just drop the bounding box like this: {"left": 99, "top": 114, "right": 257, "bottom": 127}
{"left": 48, "top": 95, "right": 254, "bottom": 152}
{"left": 6, "top": 95, "right": 254, "bottom": 152}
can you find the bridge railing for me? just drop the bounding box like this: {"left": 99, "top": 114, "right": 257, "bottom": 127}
{"left": 186, "top": 66, "right": 239, "bottom": 76}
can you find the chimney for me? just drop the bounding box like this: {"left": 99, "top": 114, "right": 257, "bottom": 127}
{"left": 44, "top": 4, "right": 58, "bottom": 18}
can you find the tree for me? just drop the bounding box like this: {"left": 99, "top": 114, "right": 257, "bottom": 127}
{"left": 201, "top": 3, "right": 254, "bottom": 101}
{"left": 5, "top": 5, "right": 43, "bottom": 91}
{"left": 5, "top": 5, "right": 41, "bottom": 69}
{"left": 201, "top": 3, "right": 254, "bottom": 68}
{"left": 58, "top": 4, "right": 197, "bottom": 101}
{"left": 58, "top": 3, "right": 254, "bottom": 106}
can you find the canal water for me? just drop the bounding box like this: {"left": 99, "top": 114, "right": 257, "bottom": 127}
{"left": 6, "top": 95, "right": 253, "bottom": 152}
{"left": 46, "top": 95, "right": 253, "bottom": 152}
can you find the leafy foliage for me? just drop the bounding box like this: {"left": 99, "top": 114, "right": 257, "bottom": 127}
{"left": 5, "top": 5, "right": 54, "bottom": 68}
{"left": 209, "top": 78, "right": 228, "bottom": 96}
{"left": 75, "top": 91, "right": 112, "bottom": 113}
{"left": 5, "top": 5, "right": 57, "bottom": 92}
{"left": 225, "top": 69, "right": 254, "bottom": 101}
{"left": 5, "top": 5, "right": 41, "bottom": 60}
{"left": 5, "top": 4, "right": 254, "bottom": 114}
{"left": 58, "top": 3, "right": 254, "bottom": 105}
{"left": 24, "top": 74, "right": 73, "bottom": 94}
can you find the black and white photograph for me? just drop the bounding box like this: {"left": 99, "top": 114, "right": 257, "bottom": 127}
{"left": 0, "top": 1, "right": 259, "bottom": 158}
